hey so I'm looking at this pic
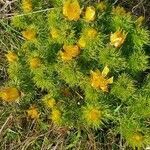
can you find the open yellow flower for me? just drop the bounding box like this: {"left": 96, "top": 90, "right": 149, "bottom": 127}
{"left": 63, "top": 0, "right": 81, "bottom": 21}
{"left": 0, "top": 87, "right": 21, "bottom": 102}
{"left": 110, "top": 30, "right": 127, "bottom": 48}
{"left": 27, "top": 106, "right": 39, "bottom": 119}
{"left": 60, "top": 45, "right": 80, "bottom": 61}
{"left": 22, "top": 28, "right": 36, "bottom": 41}
{"left": 90, "top": 66, "right": 113, "bottom": 92}
{"left": 22, "top": 0, "right": 32, "bottom": 13}
{"left": 29, "top": 57, "right": 41, "bottom": 69}
{"left": 84, "top": 6, "right": 96, "bottom": 22}
{"left": 51, "top": 108, "right": 62, "bottom": 125}
{"left": 6, "top": 51, "right": 18, "bottom": 63}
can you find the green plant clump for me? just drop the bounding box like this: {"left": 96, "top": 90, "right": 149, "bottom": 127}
{"left": 0, "top": 0, "right": 150, "bottom": 149}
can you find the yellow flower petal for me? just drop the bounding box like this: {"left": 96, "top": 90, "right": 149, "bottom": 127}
{"left": 107, "top": 77, "right": 113, "bottom": 84}
{"left": 102, "top": 66, "right": 109, "bottom": 77}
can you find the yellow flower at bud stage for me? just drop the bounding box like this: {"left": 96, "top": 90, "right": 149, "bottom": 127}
{"left": 51, "top": 108, "right": 62, "bottom": 125}
{"left": 22, "top": 0, "right": 32, "bottom": 13}
{"left": 84, "top": 6, "right": 96, "bottom": 22}
{"left": 110, "top": 30, "right": 127, "bottom": 48}
{"left": 78, "top": 28, "right": 97, "bottom": 48}
{"left": 90, "top": 66, "right": 113, "bottom": 92}
{"left": 63, "top": 0, "right": 81, "bottom": 21}
{"left": 78, "top": 36, "right": 86, "bottom": 48}
{"left": 112, "top": 6, "right": 126, "bottom": 16}
{"left": 86, "top": 28, "right": 97, "bottom": 39}
{"left": 27, "top": 106, "right": 39, "bottom": 119}
{"left": 50, "top": 28, "right": 59, "bottom": 39}
{"left": 6, "top": 51, "right": 18, "bottom": 63}
{"left": 82, "top": 105, "right": 102, "bottom": 128}
{"left": 0, "top": 87, "right": 21, "bottom": 102}
{"left": 60, "top": 45, "right": 80, "bottom": 61}
{"left": 29, "top": 57, "right": 41, "bottom": 69}
{"left": 44, "top": 97, "right": 56, "bottom": 109}
{"left": 128, "top": 132, "right": 144, "bottom": 148}
{"left": 22, "top": 28, "right": 36, "bottom": 41}
{"left": 97, "top": 1, "right": 107, "bottom": 12}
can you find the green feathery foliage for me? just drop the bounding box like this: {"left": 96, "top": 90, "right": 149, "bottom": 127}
{"left": 0, "top": 0, "right": 150, "bottom": 149}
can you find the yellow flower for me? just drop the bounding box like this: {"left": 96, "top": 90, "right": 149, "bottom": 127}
{"left": 90, "top": 66, "right": 113, "bottom": 92}
{"left": 22, "top": 0, "right": 32, "bottom": 13}
{"left": 22, "top": 28, "right": 36, "bottom": 41}
{"left": 60, "top": 45, "right": 80, "bottom": 61}
{"left": 50, "top": 28, "right": 59, "bottom": 39}
{"left": 51, "top": 108, "right": 62, "bottom": 124}
{"left": 84, "top": 6, "right": 96, "bottom": 22}
{"left": 78, "top": 28, "right": 97, "bottom": 48}
{"left": 110, "top": 30, "right": 127, "bottom": 48}
{"left": 63, "top": 0, "right": 81, "bottom": 21}
{"left": 86, "top": 28, "right": 97, "bottom": 39}
{"left": 29, "top": 57, "right": 41, "bottom": 69}
{"left": 44, "top": 97, "right": 56, "bottom": 109}
{"left": 97, "top": 1, "right": 107, "bottom": 12}
{"left": 82, "top": 105, "right": 102, "bottom": 128}
{"left": 5, "top": 51, "right": 18, "bottom": 63}
{"left": 27, "top": 106, "right": 39, "bottom": 119}
{"left": 128, "top": 132, "right": 144, "bottom": 148}
{"left": 0, "top": 87, "right": 21, "bottom": 102}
